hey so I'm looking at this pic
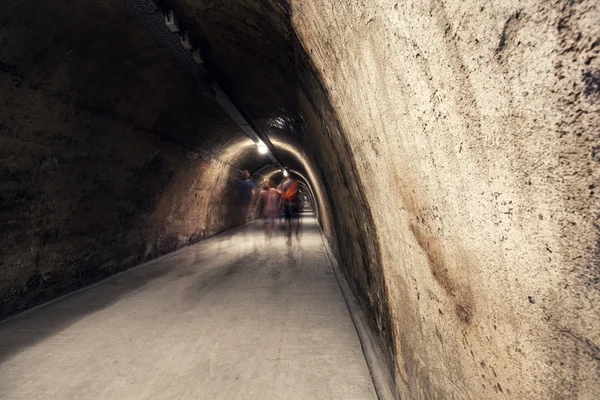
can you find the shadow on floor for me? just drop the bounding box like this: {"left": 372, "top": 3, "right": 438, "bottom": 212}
{"left": 0, "top": 258, "right": 177, "bottom": 364}
{"left": 0, "top": 212, "right": 319, "bottom": 365}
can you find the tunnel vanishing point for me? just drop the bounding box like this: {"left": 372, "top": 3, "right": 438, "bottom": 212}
{"left": 1, "top": 0, "right": 599, "bottom": 399}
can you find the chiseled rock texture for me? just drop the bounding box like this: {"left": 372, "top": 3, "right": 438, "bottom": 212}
{"left": 1, "top": 0, "right": 598, "bottom": 398}
{"left": 288, "top": 0, "right": 600, "bottom": 398}
{"left": 0, "top": 0, "right": 258, "bottom": 316}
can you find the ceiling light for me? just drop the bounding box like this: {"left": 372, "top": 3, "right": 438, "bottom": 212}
{"left": 257, "top": 141, "right": 268, "bottom": 154}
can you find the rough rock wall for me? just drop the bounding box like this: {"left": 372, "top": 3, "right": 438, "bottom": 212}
{"left": 0, "top": 73, "right": 245, "bottom": 316}
{"left": 0, "top": 0, "right": 251, "bottom": 317}
{"left": 291, "top": 45, "right": 396, "bottom": 366}
{"left": 290, "top": 0, "right": 600, "bottom": 398}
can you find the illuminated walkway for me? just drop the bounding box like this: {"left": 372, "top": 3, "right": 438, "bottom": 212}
{"left": 0, "top": 214, "right": 376, "bottom": 400}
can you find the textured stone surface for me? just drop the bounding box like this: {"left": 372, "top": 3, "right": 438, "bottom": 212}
{"left": 0, "top": 0, "right": 263, "bottom": 316}
{"left": 287, "top": 1, "right": 600, "bottom": 398}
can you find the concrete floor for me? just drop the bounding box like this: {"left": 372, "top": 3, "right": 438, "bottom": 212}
{"left": 0, "top": 214, "right": 376, "bottom": 400}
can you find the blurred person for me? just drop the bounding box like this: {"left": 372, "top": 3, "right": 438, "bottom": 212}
{"left": 276, "top": 193, "right": 285, "bottom": 232}
{"left": 257, "top": 179, "right": 281, "bottom": 239}
{"left": 234, "top": 170, "right": 256, "bottom": 227}
{"left": 279, "top": 175, "right": 301, "bottom": 245}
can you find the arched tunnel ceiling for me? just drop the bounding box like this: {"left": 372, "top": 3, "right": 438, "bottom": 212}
{"left": 1, "top": 0, "right": 310, "bottom": 178}
{"left": 157, "top": 0, "right": 301, "bottom": 135}
{"left": 147, "top": 0, "right": 325, "bottom": 214}
{"left": 150, "top": 0, "right": 314, "bottom": 179}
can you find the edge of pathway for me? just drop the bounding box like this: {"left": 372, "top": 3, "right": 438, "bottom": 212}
{"left": 316, "top": 223, "right": 396, "bottom": 400}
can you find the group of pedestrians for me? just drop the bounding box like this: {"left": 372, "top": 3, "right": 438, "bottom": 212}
{"left": 235, "top": 170, "right": 302, "bottom": 245}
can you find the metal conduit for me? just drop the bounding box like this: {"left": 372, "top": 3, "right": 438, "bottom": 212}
{"left": 123, "top": 0, "right": 282, "bottom": 168}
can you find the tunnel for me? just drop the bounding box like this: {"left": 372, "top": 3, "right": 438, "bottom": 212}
{"left": 1, "top": 0, "right": 599, "bottom": 399}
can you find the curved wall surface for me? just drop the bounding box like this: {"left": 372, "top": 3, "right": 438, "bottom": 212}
{"left": 287, "top": 1, "right": 600, "bottom": 398}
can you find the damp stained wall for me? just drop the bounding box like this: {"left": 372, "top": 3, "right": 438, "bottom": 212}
{"left": 287, "top": 0, "right": 600, "bottom": 398}
{"left": 0, "top": 0, "right": 263, "bottom": 316}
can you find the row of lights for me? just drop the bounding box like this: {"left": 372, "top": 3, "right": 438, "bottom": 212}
{"left": 164, "top": 10, "right": 289, "bottom": 179}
